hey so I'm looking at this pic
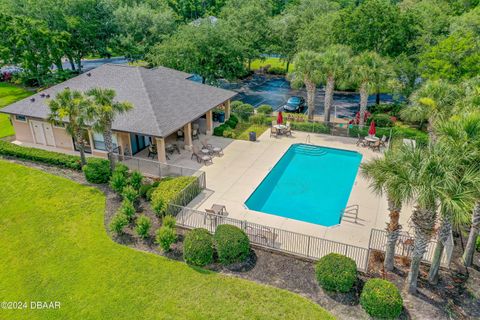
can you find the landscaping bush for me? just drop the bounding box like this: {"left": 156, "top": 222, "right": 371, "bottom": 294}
{"left": 163, "top": 215, "right": 176, "bottom": 229}
{"left": 214, "top": 225, "right": 250, "bottom": 265}
{"left": 151, "top": 176, "right": 199, "bottom": 216}
{"left": 315, "top": 253, "right": 357, "bottom": 292}
{"left": 135, "top": 215, "right": 152, "bottom": 239}
{"left": 360, "top": 279, "right": 403, "bottom": 319}
{"left": 120, "top": 199, "right": 136, "bottom": 221}
{"left": 249, "top": 114, "right": 267, "bottom": 125}
{"left": 0, "top": 140, "right": 81, "bottom": 170}
{"left": 230, "top": 100, "right": 243, "bottom": 110}
{"left": 229, "top": 114, "right": 239, "bottom": 126}
{"left": 122, "top": 185, "right": 139, "bottom": 204}
{"left": 224, "top": 118, "right": 237, "bottom": 129}
{"left": 213, "top": 124, "right": 229, "bottom": 136}
{"left": 146, "top": 181, "right": 160, "bottom": 201}
{"left": 476, "top": 235, "right": 480, "bottom": 252}
{"left": 110, "top": 213, "right": 128, "bottom": 235}
{"left": 233, "top": 104, "right": 254, "bottom": 121}
{"left": 222, "top": 128, "right": 236, "bottom": 138}
{"left": 110, "top": 170, "right": 128, "bottom": 194}
{"left": 257, "top": 104, "right": 273, "bottom": 115}
{"left": 392, "top": 125, "right": 428, "bottom": 146}
{"left": 129, "top": 171, "right": 143, "bottom": 191}
{"left": 369, "top": 113, "right": 394, "bottom": 127}
{"left": 156, "top": 226, "right": 177, "bottom": 252}
{"left": 113, "top": 163, "right": 129, "bottom": 178}
{"left": 183, "top": 228, "right": 214, "bottom": 266}
{"left": 139, "top": 183, "right": 152, "bottom": 199}
{"left": 82, "top": 158, "right": 111, "bottom": 184}
{"left": 290, "top": 121, "right": 330, "bottom": 134}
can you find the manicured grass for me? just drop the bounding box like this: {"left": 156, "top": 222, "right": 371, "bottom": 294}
{"left": 0, "top": 160, "right": 334, "bottom": 319}
{"left": 233, "top": 123, "right": 269, "bottom": 141}
{"left": 0, "top": 83, "right": 33, "bottom": 138}
{"left": 249, "top": 57, "right": 294, "bottom": 73}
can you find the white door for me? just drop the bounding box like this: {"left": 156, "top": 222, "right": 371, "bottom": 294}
{"left": 31, "top": 121, "right": 46, "bottom": 145}
{"left": 43, "top": 123, "right": 55, "bottom": 146}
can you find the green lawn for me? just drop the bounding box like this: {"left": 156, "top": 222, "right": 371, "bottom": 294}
{"left": 0, "top": 83, "right": 33, "bottom": 138}
{"left": 249, "top": 57, "right": 294, "bottom": 73}
{"left": 0, "top": 160, "right": 333, "bottom": 319}
{"left": 234, "top": 123, "right": 270, "bottom": 140}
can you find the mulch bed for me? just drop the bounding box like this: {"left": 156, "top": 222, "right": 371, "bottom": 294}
{"left": 4, "top": 157, "right": 480, "bottom": 320}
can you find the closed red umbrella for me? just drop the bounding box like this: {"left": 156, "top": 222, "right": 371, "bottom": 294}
{"left": 277, "top": 111, "right": 283, "bottom": 125}
{"left": 368, "top": 120, "right": 376, "bottom": 136}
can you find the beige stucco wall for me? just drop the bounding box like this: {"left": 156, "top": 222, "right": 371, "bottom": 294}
{"left": 11, "top": 116, "right": 34, "bottom": 143}
{"left": 52, "top": 127, "right": 74, "bottom": 150}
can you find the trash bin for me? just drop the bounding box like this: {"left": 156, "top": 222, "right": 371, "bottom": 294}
{"left": 249, "top": 131, "right": 256, "bottom": 142}
{"left": 212, "top": 112, "right": 218, "bottom": 122}
{"left": 218, "top": 112, "right": 225, "bottom": 123}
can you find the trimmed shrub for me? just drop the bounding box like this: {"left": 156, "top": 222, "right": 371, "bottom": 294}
{"left": 113, "top": 163, "right": 129, "bottom": 178}
{"left": 139, "top": 183, "right": 153, "bottom": 199}
{"left": 224, "top": 119, "right": 237, "bottom": 129}
{"left": 110, "top": 213, "right": 128, "bottom": 235}
{"left": 110, "top": 171, "right": 128, "bottom": 194}
{"left": 360, "top": 279, "right": 403, "bottom": 319}
{"left": 163, "top": 215, "right": 176, "bottom": 229}
{"left": 183, "top": 228, "right": 214, "bottom": 266}
{"left": 369, "top": 113, "right": 394, "bottom": 127}
{"left": 214, "top": 225, "right": 250, "bottom": 265}
{"left": 213, "top": 124, "right": 229, "bottom": 136}
{"left": 135, "top": 215, "right": 152, "bottom": 239}
{"left": 151, "top": 176, "right": 198, "bottom": 216}
{"left": 230, "top": 100, "right": 243, "bottom": 110}
{"left": 82, "top": 158, "right": 111, "bottom": 183}
{"left": 0, "top": 140, "right": 81, "bottom": 170}
{"left": 228, "top": 114, "right": 239, "bottom": 126}
{"left": 290, "top": 121, "right": 330, "bottom": 134}
{"left": 222, "top": 128, "right": 236, "bottom": 138}
{"left": 122, "top": 185, "right": 139, "bottom": 204}
{"left": 476, "top": 235, "right": 480, "bottom": 252}
{"left": 257, "top": 104, "right": 273, "bottom": 115}
{"left": 156, "top": 226, "right": 177, "bottom": 252}
{"left": 120, "top": 199, "right": 136, "bottom": 221}
{"left": 129, "top": 171, "right": 143, "bottom": 191}
{"left": 233, "top": 104, "right": 254, "bottom": 121}
{"left": 315, "top": 253, "right": 357, "bottom": 292}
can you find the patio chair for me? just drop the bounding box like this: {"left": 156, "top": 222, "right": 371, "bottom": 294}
{"left": 370, "top": 140, "right": 381, "bottom": 152}
{"left": 176, "top": 130, "right": 184, "bottom": 141}
{"left": 284, "top": 122, "right": 292, "bottom": 136}
{"left": 379, "top": 135, "right": 388, "bottom": 148}
{"left": 355, "top": 134, "right": 367, "bottom": 147}
{"left": 270, "top": 126, "right": 278, "bottom": 138}
{"left": 147, "top": 144, "right": 157, "bottom": 159}
{"left": 191, "top": 146, "right": 212, "bottom": 165}
{"left": 192, "top": 129, "right": 199, "bottom": 140}
{"left": 201, "top": 140, "right": 223, "bottom": 156}
{"left": 271, "top": 120, "right": 277, "bottom": 126}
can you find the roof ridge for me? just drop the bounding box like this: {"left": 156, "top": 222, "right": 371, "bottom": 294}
{"left": 137, "top": 68, "right": 162, "bottom": 137}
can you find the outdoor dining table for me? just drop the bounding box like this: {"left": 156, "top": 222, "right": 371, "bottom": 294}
{"left": 364, "top": 136, "right": 379, "bottom": 144}
{"left": 274, "top": 124, "right": 287, "bottom": 134}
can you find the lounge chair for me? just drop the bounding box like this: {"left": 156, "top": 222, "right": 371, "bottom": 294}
{"left": 270, "top": 126, "right": 278, "bottom": 138}
{"left": 191, "top": 146, "right": 212, "bottom": 164}
{"left": 245, "top": 225, "right": 277, "bottom": 247}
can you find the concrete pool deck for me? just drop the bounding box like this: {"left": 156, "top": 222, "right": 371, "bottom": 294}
{"left": 190, "top": 130, "right": 414, "bottom": 250}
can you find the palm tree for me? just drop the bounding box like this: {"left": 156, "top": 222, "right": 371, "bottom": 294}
{"left": 400, "top": 80, "right": 460, "bottom": 143}
{"left": 436, "top": 112, "right": 480, "bottom": 268}
{"left": 288, "top": 51, "right": 322, "bottom": 120}
{"left": 361, "top": 148, "right": 415, "bottom": 271}
{"left": 350, "top": 52, "right": 394, "bottom": 126}
{"left": 48, "top": 89, "right": 91, "bottom": 166}
{"left": 318, "top": 45, "right": 352, "bottom": 123}
{"left": 86, "top": 88, "right": 133, "bottom": 170}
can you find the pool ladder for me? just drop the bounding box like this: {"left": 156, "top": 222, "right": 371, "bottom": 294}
{"left": 294, "top": 144, "right": 328, "bottom": 156}
{"left": 339, "top": 205, "right": 359, "bottom": 224}
{"left": 305, "top": 134, "right": 311, "bottom": 144}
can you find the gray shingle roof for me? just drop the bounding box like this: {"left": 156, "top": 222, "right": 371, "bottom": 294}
{"left": 1, "top": 64, "right": 236, "bottom": 137}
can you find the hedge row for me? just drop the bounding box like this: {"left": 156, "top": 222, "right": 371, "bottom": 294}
{"left": 0, "top": 140, "right": 81, "bottom": 170}
{"left": 213, "top": 114, "right": 239, "bottom": 137}
{"left": 151, "top": 176, "right": 199, "bottom": 216}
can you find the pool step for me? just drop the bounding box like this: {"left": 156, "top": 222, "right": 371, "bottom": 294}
{"left": 294, "top": 145, "right": 328, "bottom": 156}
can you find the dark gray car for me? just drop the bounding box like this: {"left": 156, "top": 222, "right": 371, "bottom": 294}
{"left": 282, "top": 96, "right": 306, "bottom": 113}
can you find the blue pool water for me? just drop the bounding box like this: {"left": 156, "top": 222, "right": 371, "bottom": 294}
{"left": 245, "top": 144, "right": 362, "bottom": 226}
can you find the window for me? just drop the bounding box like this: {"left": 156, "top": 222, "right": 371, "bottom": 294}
{"left": 15, "top": 115, "right": 27, "bottom": 122}
{"left": 93, "top": 132, "right": 118, "bottom": 151}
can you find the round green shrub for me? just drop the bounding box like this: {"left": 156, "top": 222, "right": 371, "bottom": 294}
{"left": 369, "top": 113, "right": 394, "bottom": 127}
{"left": 110, "top": 213, "right": 128, "bottom": 235}
{"left": 360, "top": 279, "right": 403, "bottom": 319}
{"left": 213, "top": 124, "right": 229, "bottom": 136}
{"left": 110, "top": 170, "right": 128, "bottom": 194}
{"left": 214, "top": 225, "right": 250, "bottom": 265}
{"left": 129, "top": 171, "right": 143, "bottom": 191}
{"left": 234, "top": 104, "right": 254, "bottom": 121}
{"left": 122, "top": 185, "right": 138, "bottom": 204}
{"left": 228, "top": 114, "right": 239, "bottom": 125}
{"left": 156, "top": 226, "right": 177, "bottom": 252}
{"left": 230, "top": 100, "right": 243, "bottom": 110}
{"left": 222, "top": 128, "right": 236, "bottom": 138}
{"left": 135, "top": 215, "right": 151, "bottom": 239}
{"left": 113, "top": 163, "right": 129, "bottom": 178}
{"left": 120, "top": 199, "right": 136, "bottom": 221}
{"left": 162, "top": 215, "right": 176, "bottom": 229}
{"left": 315, "top": 253, "right": 357, "bottom": 292}
{"left": 139, "top": 183, "right": 153, "bottom": 199}
{"left": 82, "top": 158, "right": 111, "bottom": 183}
{"left": 183, "top": 228, "right": 214, "bottom": 266}
{"left": 257, "top": 104, "right": 273, "bottom": 115}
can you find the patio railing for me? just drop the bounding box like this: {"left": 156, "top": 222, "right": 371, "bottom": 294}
{"left": 113, "top": 154, "right": 202, "bottom": 179}
{"left": 168, "top": 204, "right": 370, "bottom": 272}
{"left": 368, "top": 228, "right": 453, "bottom": 267}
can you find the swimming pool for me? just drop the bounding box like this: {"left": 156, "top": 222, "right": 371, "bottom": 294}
{"left": 244, "top": 144, "right": 362, "bottom": 226}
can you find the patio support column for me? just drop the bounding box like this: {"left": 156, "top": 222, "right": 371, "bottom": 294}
{"left": 206, "top": 110, "right": 213, "bottom": 135}
{"left": 225, "top": 100, "right": 231, "bottom": 120}
{"left": 183, "top": 123, "right": 193, "bottom": 150}
{"left": 155, "top": 137, "right": 167, "bottom": 163}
